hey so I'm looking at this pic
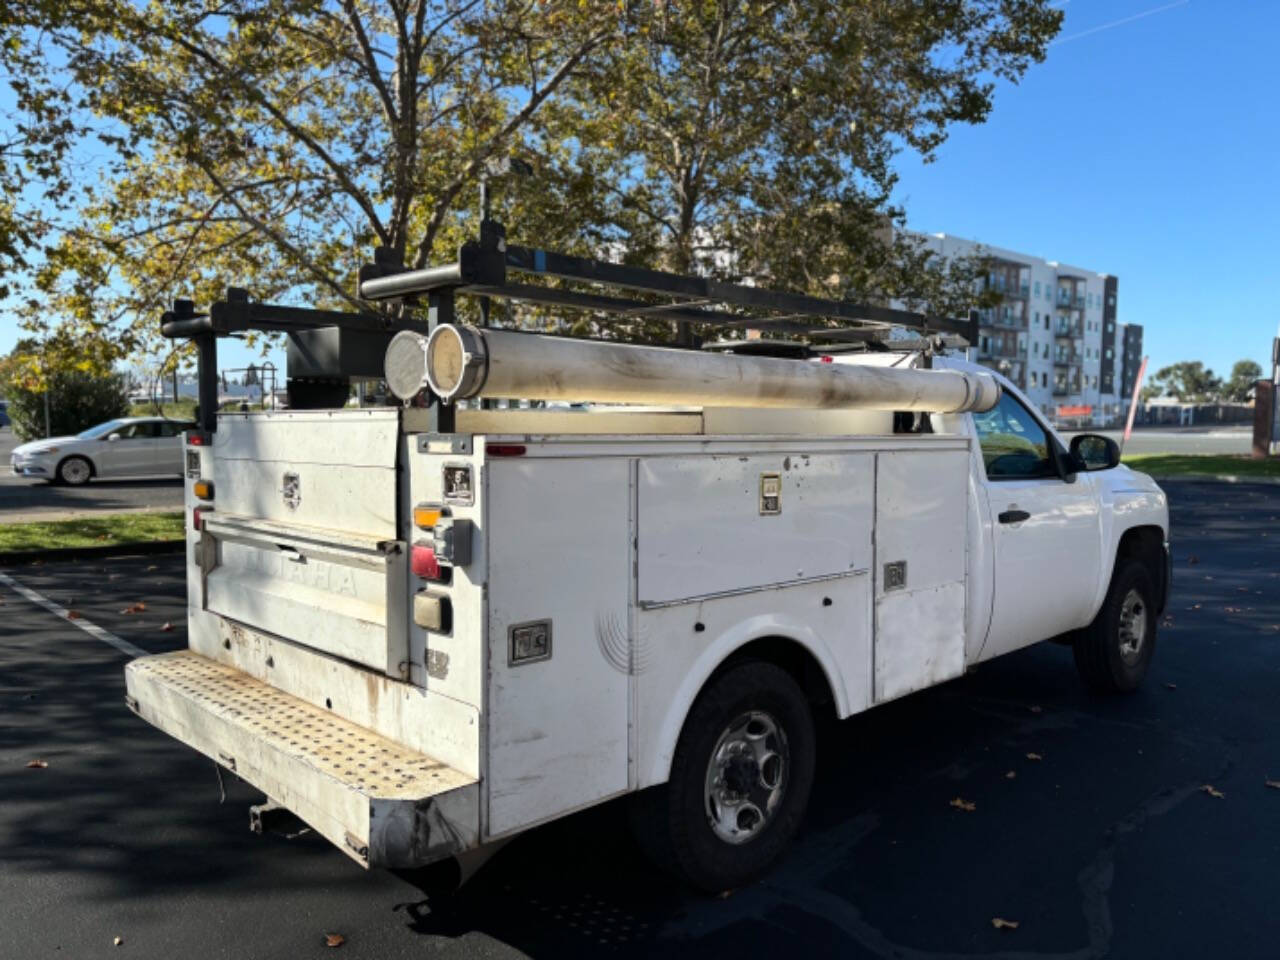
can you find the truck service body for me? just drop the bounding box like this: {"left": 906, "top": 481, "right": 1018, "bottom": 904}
{"left": 126, "top": 236, "right": 1169, "bottom": 889}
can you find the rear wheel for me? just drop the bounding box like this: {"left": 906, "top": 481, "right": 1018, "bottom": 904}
{"left": 1073, "top": 559, "right": 1156, "bottom": 693}
{"left": 629, "top": 661, "right": 815, "bottom": 892}
{"left": 56, "top": 455, "right": 93, "bottom": 486}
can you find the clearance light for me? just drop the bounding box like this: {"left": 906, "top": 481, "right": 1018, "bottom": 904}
{"left": 486, "top": 443, "right": 526, "bottom": 457}
{"left": 188, "top": 433, "right": 208, "bottom": 447}
{"left": 192, "top": 506, "right": 205, "bottom": 531}
{"left": 410, "top": 543, "right": 441, "bottom": 580}
{"left": 193, "top": 479, "right": 215, "bottom": 501}
{"left": 413, "top": 503, "right": 443, "bottom": 529}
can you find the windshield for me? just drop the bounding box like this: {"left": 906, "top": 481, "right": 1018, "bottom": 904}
{"left": 76, "top": 419, "right": 130, "bottom": 440}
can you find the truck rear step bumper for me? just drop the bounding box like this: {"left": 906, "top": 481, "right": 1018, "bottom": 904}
{"left": 125, "top": 651, "right": 478, "bottom": 868}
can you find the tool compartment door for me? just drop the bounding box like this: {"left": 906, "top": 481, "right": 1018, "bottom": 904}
{"left": 202, "top": 515, "right": 408, "bottom": 678}
{"left": 873, "top": 449, "right": 969, "bottom": 703}
{"left": 203, "top": 410, "right": 408, "bottom": 678}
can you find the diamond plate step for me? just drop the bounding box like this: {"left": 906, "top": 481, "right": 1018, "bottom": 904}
{"left": 126, "top": 650, "right": 478, "bottom": 868}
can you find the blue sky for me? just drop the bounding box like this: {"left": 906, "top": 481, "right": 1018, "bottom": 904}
{"left": 891, "top": 0, "right": 1276, "bottom": 380}
{"left": 4, "top": 0, "right": 1273, "bottom": 385}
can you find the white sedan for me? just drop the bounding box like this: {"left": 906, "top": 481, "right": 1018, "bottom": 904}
{"left": 9, "top": 417, "right": 194, "bottom": 485}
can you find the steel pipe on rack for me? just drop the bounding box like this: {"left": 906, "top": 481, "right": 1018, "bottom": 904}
{"left": 385, "top": 325, "right": 1001, "bottom": 414}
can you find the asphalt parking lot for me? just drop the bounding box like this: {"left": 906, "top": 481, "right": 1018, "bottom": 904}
{"left": 0, "top": 426, "right": 183, "bottom": 520}
{"left": 2, "top": 478, "right": 1279, "bottom": 959}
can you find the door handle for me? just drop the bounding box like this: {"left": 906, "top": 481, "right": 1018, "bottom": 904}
{"left": 998, "top": 509, "right": 1030, "bottom": 524}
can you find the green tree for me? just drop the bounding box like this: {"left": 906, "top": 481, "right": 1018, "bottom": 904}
{"left": 1223, "top": 359, "right": 1263, "bottom": 402}
{"left": 2, "top": 336, "right": 131, "bottom": 440}
{"left": 558, "top": 0, "right": 1060, "bottom": 319}
{"left": 1148, "top": 361, "right": 1222, "bottom": 403}
{"left": 6, "top": 0, "right": 1060, "bottom": 353}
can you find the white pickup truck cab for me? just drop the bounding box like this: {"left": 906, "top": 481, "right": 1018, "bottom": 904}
{"left": 124, "top": 342, "right": 1168, "bottom": 892}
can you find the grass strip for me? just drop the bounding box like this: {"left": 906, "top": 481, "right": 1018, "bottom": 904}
{"left": 1124, "top": 453, "right": 1280, "bottom": 479}
{"left": 0, "top": 512, "right": 185, "bottom": 554}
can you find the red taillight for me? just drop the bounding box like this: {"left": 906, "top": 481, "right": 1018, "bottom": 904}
{"left": 192, "top": 507, "right": 204, "bottom": 531}
{"left": 188, "top": 433, "right": 207, "bottom": 447}
{"left": 411, "top": 543, "right": 441, "bottom": 579}
{"left": 819, "top": 355, "right": 834, "bottom": 363}
{"left": 485, "top": 443, "right": 526, "bottom": 457}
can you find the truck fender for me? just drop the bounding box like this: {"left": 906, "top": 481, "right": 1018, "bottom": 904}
{"left": 639, "top": 613, "right": 849, "bottom": 791}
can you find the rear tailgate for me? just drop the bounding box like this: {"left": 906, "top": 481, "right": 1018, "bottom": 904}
{"left": 203, "top": 409, "right": 409, "bottom": 678}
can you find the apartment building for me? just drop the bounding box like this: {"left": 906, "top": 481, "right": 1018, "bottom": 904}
{"left": 908, "top": 233, "right": 1130, "bottom": 425}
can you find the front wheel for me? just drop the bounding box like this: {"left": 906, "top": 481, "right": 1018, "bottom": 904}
{"left": 56, "top": 455, "right": 93, "bottom": 486}
{"left": 1073, "top": 559, "right": 1156, "bottom": 693}
{"left": 629, "top": 661, "right": 815, "bottom": 892}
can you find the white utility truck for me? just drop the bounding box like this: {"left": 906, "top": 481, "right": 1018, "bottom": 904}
{"left": 126, "top": 229, "right": 1170, "bottom": 891}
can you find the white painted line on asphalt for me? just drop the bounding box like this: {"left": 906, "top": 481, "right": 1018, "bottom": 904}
{"left": 0, "top": 571, "right": 147, "bottom": 658}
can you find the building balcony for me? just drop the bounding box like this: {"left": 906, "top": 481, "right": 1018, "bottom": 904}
{"left": 1053, "top": 322, "right": 1080, "bottom": 338}
{"left": 1055, "top": 292, "right": 1086, "bottom": 310}
{"left": 1053, "top": 353, "right": 1081, "bottom": 366}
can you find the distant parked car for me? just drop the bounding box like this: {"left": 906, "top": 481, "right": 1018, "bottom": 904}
{"left": 9, "top": 416, "right": 195, "bottom": 485}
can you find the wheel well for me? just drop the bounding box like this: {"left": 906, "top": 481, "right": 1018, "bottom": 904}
{"left": 1116, "top": 525, "right": 1165, "bottom": 609}
{"left": 715, "top": 636, "right": 838, "bottom": 722}
{"left": 56, "top": 453, "right": 95, "bottom": 479}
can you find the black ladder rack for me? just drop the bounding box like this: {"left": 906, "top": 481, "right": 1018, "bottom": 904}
{"left": 163, "top": 221, "right": 978, "bottom": 434}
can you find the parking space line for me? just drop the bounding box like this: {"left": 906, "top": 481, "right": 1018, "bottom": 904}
{"left": 0, "top": 571, "right": 147, "bottom": 658}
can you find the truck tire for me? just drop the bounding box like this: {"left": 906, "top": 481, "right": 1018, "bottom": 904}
{"left": 1073, "top": 559, "right": 1156, "bottom": 693}
{"left": 629, "top": 661, "right": 815, "bottom": 892}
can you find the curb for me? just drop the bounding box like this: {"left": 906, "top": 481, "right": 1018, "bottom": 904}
{"left": 0, "top": 539, "right": 185, "bottom": 568}
{"left": 1148, "top": 474, "right": 1280, "bottom": 487}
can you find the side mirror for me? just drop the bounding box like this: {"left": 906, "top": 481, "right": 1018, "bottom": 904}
{"left": 106, "top": 433, "right": 122, "bottom": 442}
{"left": 1069, "top": 433, "right": 1120, "bottom": 471}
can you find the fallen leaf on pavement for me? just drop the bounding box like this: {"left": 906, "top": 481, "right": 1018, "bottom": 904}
{"left": 1201, "top": 784, "right": 1225, "bottom": 799}
{"left": 114, "top": 936, "right": 123, "bottom": 947}
{"left": 1026, "top": 752, "right": 1043, "bottom": 761}
{"left": 26, "top": 759, "right": 48, "bottom": 769}
{"left": 121, "top": 602, "right": 147, "bottom": 614}
{"left": 160, "top": 621, "right": 174, "bottom": 632}
{"left": 325, "top": 933, "right": 345, "bottom": 947}
{"left": 145, "top": 565, "right": 158, "bottom": 572}
{"left": 950, "top": 797, "right": 976, "bottom": 812}
{"left": 1005, "top": 771, "right": 1017, "bottom": 779}
{"left": 66, "top": 610, "right": 82, "bottom": 620}
{"left": 1164, "top": 682, "right": 1177, "bottom": 690}
{"left": 991, "top": 918, "right": 1019, "bottom": 930}
{"left": 1265, "top": 780, "right": 1280, "bottom": 791}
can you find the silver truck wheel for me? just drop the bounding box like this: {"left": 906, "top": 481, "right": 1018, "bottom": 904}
{"left": 704, "top": 710, "right": 789, "bottom": 845}
{"left": 629, "top": 660, "right": 815, "bottom": 892}
{"left": 1074, "top": 559, "right": 1156, "bottom": 693}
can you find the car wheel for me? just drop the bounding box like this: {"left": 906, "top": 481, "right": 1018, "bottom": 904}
{"left": 629, "top": 661, "right": 815, "bottom": 892}
{"left": 56, "top": 455, "right": 93, "bottom": 486}
{"left": 1073, "top": 559, "right": 1156, "bottom": 693}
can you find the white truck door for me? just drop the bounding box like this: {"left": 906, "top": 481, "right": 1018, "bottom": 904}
{"left": 972, "top": 390, "right": 1101, "bottom": 660}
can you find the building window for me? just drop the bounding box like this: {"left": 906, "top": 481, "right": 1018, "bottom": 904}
{"left": 1034, "top": 281, "right": 1041, "bottom": 296}
{"left": 1045, "top": 315, "right": 1050, "bottom": 330}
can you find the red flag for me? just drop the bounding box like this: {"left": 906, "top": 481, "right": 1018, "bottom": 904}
{"left": 1122, "top": 355, "right": 1149, "bottom": 450}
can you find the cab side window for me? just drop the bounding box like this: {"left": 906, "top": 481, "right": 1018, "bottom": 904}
{"left": 972, "top": 392, "right": 1055, "bottom": 480}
